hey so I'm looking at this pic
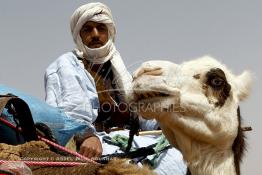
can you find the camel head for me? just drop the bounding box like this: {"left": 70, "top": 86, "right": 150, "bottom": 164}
{"left": 129, "top": 56, "right": 252, "bottom": 175}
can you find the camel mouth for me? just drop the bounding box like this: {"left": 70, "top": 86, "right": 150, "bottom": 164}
{"left": 134, "top": 90, "right": 171, "bottom": 102}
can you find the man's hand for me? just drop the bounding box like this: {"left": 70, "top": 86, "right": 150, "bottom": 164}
{"left": 79, "top": 136, "right": 102, "bottom": 159}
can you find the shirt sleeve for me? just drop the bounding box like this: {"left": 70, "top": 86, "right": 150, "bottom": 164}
{"left": 45, "top": 63, "right": 99, "bottom": 132}
{"left": 45, "top": 71, "right": 59, "bottom": 107}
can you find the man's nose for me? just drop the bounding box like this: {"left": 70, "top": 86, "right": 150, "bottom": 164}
{"left": 91, "top": 28, "right": 99, "bottom": 37}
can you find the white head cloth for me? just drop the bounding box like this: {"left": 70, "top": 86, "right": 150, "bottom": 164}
{"left": 70, "top": 2, "right": 132, "bottom": 100}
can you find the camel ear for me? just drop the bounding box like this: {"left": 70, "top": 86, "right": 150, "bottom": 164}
{"left": 235, "top": 70, "right": 253, "bottom": 101}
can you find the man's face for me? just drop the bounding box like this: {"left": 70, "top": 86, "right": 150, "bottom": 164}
{"left": 80, "top": 21, "right": 109, "bottom": 49}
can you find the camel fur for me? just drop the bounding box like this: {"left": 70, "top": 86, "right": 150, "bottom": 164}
{"left": 0, "top": 141, "right": 155, "bottom": 175}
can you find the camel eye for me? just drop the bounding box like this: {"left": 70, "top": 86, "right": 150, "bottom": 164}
{"left": 211, "top": 77, "right": 224, "bottom": 87}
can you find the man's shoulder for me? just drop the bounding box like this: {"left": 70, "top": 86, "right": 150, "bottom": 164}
{"left": 45, "top": 52, "right": 79, "bottom": 76}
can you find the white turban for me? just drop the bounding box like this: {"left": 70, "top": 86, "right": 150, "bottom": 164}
{"left": 70, "top": 2, "right": 132, "bottom": 101}
{"left": 70, "top": 2, "right": 116, "bottom": 43}
{"left": 70, "top": 2, "right": 117, "bottom": 63}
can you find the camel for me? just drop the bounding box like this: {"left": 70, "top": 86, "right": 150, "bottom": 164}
{"left": 0, "top": 141, "right": 155, "bottom": 175}
{"left": 129, "top": 56, "right": 252, "bottom": 175}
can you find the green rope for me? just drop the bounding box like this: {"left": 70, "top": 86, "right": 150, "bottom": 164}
{"left": 110, "top": 133, "right": 170, "bottom": 168}
{"left": 111, "top": 134, "right": 134, "bottom": 151}
{"left": 149, "top": 134, "right": 170, "bottom": 168}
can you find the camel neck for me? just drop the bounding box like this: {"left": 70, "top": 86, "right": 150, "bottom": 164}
{"left": 188, "top": 150, "right": 236, "bottom": 175}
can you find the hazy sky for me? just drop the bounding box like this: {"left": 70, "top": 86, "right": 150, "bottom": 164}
{"left": 0, "top": 1, "right": 261, "bottom": 174}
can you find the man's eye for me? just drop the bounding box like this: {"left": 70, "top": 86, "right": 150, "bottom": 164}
{"left": 83, "top": 27, "right": 92, "bottom": 33}
{"left": 211, "top": 77, "right": 224, "bottom": 87}
{"left": 97, "top": 25, "right": 107, "bottom": 31}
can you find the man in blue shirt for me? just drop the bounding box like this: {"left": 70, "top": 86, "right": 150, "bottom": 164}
{"left": 45, "top": 2, "right": 132, "bottom": 159}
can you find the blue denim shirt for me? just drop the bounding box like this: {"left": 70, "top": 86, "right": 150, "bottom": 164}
{"left": 45, "top": 52, "right": 100, "bottom": 132}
